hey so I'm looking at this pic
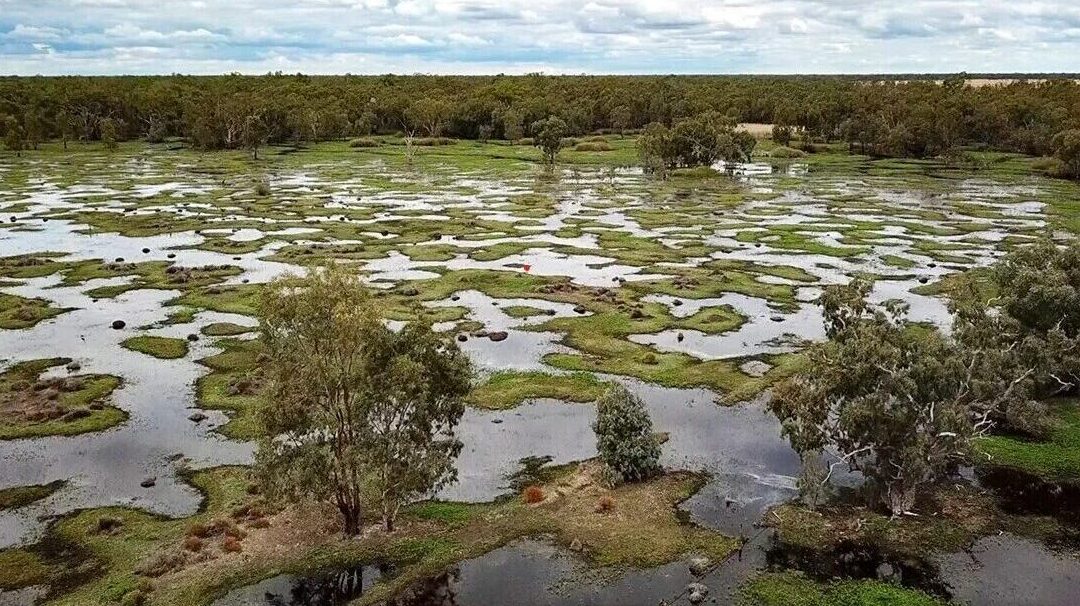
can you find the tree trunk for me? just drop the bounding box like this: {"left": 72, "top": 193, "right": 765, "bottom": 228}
{"left": 340, "top": 504, "right": 362, "bottom": 536}
{"left": 885, "top": 482, "right": 916, "bottom": 517}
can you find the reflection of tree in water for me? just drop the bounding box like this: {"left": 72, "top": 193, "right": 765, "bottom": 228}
{"left": 263, "top": 564, "right": 396, "bottom": 606}
{"left": 384, "top": 568, "right": 461, "bottom": 606}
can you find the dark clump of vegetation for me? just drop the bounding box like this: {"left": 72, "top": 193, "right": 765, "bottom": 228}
{"left": 593, "top": 385, "right": 662, "bottom": 486}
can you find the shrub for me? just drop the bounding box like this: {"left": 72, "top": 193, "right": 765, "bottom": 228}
{"left": 222, "top": 536, "right": 243, "bottom": 553}
{"left": 186, "top": 522, "right": 210, "bottom": 538}
{"left": 120, "top": 589, "right": 147, "bottom": 606}
{"left": 182, "top": 536, "right": 203, "bottom": 552}
{"left": 592, "top": 385, "right": 662, "bottom": 485}
{"left": 349, "top": 137, "right": 380, "bottom": 148}
{"left": 96, "top": 516, "right": 123, "bottom": 534}
{"left": 522, "top": 485, "right": 545, "bottom": 504}
{"left": 770, "top": 145, "right": 806, "bottom": 159}
{"left": 135, "top": 550, "right": 186, "bottom": 577}
{"left": 595, "top": 495, "right": 615, "bottom": 513}
{"left": 254, "top": 181, "right": 270, "bottom": 197}
{"left": 574, "top": 141, "right": 613, "bottom": 152}
{"left": 1052, "top": 129, "right": 1080, "bottom": 179}
{"left": 1031, "top": 156, "right": 1065, "bottom": 177}
{"left": 415, "top": 137, "right": 454, "bottom": 146}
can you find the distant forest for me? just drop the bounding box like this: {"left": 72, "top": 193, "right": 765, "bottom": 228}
{"left": 2, "top": 73, "right": 1080, "bottom": 161}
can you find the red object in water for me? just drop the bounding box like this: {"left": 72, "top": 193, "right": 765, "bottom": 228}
{"left": 523, "top": 264, "right": 532, "bottom": 272}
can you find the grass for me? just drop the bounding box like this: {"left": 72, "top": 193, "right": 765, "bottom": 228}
{"left": 195, "top": 338, "right": 262, "bottom": 439}
{"left": 467, "top": 371, "right": 611, "bottom": 410}
{"left": 5, "top": 461, "right": 737, "bottom": 606}
{"left": 0, "top": 480, "right": 65, "bottom": 511}
{"left": 120, "top": 336, "right": 190, "bottom": 359}
{"left": 740, "top": 572, "right": 948, "bottom": 606}
{"left": 0, "top": 292, "right": 71, "bottom": 329}
{"left": 977, "top": 400, "right": 1080, "bottom": 481}
{"left": 200, "top": 322, "right": 255, "bottom": 337}
{"left": 0, "top": 358, "right": 126, "bottom": 440}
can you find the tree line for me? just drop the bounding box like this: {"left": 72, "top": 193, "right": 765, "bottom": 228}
{"left": 1, "top": 74, "right": 1079, "bottom": 165}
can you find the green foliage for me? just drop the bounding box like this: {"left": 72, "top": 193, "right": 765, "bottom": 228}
{"left": 3, "top": 116, "right": 24, "bottom": 155}
{"left": 0, "top": 480, "right": 65, "bottom": 511}
{"left": 771, "top": 123, "right": 794, "bottom": 146}
{"left": 255, "top": 265, "right": 472, "bottom": 534}
{"left": 740, "top": 572, "right": 947, "bottom": 606}
{"left": 1, "top": 76, "right": 1079, "bottom": 164}
{"left": 637, "top": 112, "right": 755, "bottom": 172}
{"left": 953, "top": 238, "right": 1080, "bottom": 403}
{"left": 467, "top": 371, "right": 609, "bottom": 410}
{"left": 772, "top": 278, "right": 1029, "bottom": 515}
{"left": 531, "top": 116, "right": 567, "bottom": 165}
{"left": 1052, "top": 129, "right": 1080, "bottom": 179}
{"left": 241, "top": 113, "right": 267, "bottom": 159}
{"left": 592, "top": 384, "right": 662, "bottom": 485}
{"left": 120, "top": 336, "right": 189, "bottom": 359}
{"left": 978, "top": 400, "right": 1080, "bottom": 481}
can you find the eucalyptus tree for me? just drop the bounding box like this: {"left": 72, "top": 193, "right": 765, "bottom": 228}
{"left": 255, "top": 265, "right": 472, "bottom": 534}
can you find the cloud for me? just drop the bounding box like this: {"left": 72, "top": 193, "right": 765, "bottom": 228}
{"left": 0, "top": 0, "right": 1078, "bottom": 74}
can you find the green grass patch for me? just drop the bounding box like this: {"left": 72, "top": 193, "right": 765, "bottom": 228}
{"left": 0, "top": 480, "right": 65, "bottom": 511}
{"left": 740, "top": 572, "right": 947, "bottom": 606}
{"left": 121, "top": 336, "right": 189, "bottom": 359}
{"left": 977, "top": 400, "right": 1080, "bottom": 482}
{"left": 467, "top": 371, "right": 610, "bottom": 410}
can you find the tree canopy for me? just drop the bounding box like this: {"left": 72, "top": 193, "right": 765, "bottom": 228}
{"left": 255, "top": 265, "right": 472, "bottom": 534}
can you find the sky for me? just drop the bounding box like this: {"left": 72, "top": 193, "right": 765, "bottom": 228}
{"left": 1, "top": 0, "right": 1079, "bottom": 76}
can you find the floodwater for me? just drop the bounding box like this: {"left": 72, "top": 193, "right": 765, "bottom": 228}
{"left": 0, "top": 151, "right": 1070, "bottom": 604}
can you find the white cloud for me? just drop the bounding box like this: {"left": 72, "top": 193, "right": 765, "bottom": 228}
{"left": 1, "top": 0, "right": 1079, "bottom": 74}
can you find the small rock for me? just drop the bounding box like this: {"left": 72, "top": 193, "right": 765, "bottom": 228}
{"left": 545, "top": 309, "right": 556, "bottom": 316}
{"left": 167, "top": 253, "right": 176, "bottom": 259}
{"left": 686, "top": 582, "right": 709, "bottom": 605}
{"left": 491, "top": 418, "right": 503, "bottom": 424}
{"left": 688, "top": 556, "right": 712, "bottom": 577}
{"left": 66, "top": 361, "right": 82, "bottom": 373}
{"left": 573, "top": 305, "right": 587, "bottom": 314}
{"left": 918, "top": 277, "right": 929, "bottom": 284}
{"left": 186, "top": 334, "right": 199, "bottom": 342}
{"left": 450, "top": 295, "right": 460, "bottom": 301}
{"left": 488, "top": 331, "right": 509, "bottom": 342}
{"left": 739, "top": 360, "right": 773, "bottom": 378}
{"left": 457, "top": 334, "right": 468, "bottom": 342}
{"left": 401, "top": 287, "right": 419, "bottom": 297}
{"left": 672, "top": 299, "right": 683, "bottom": 307}
{"left": 111, "top": 320, "right": 126, "bottom": 330}
{"left": 115, "top": 257, "right": 124, "bottom": 263}
{"left": 769, "top": 315, "right": 784, "bottom": 322}
{"left": 676, "top": 332, "right": 685, "bottom": 342}
{"left": 188, "top": 412, "right": 208, "bottom": 423}
{"left": 140, "top": 477, "right": 157, "bottom": 488}
{"left": 142, "top": 248, "right": 150, "bottom": 254}
{"left": 876, "top": 562, "right": 897, "bottom": 581}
